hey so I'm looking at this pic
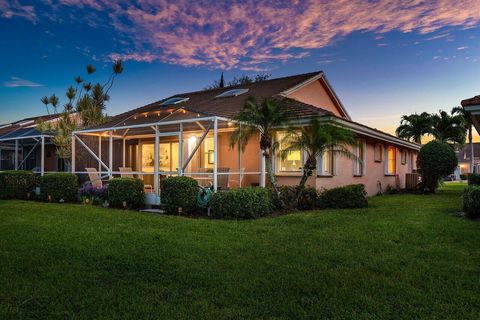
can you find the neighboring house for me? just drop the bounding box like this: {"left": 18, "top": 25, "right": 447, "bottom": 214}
{"left": 455, "top": 143, "right": 480, "bottom": 174}
{"left": 72, "top": 71, "right": 420, "bottom": 202}
{"left": 0, "top": 114, "right": 67, "bottom": 174}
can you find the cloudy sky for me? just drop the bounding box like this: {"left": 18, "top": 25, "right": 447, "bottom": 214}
{"left": 1, "top": 0, "right": 480, "bottom": 135}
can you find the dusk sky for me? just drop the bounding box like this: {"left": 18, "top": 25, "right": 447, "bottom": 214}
{"left": 1, "top": 0, "right": 480, "bottom": 136}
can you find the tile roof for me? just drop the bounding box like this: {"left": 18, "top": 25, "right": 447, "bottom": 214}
{"left": 85, "top": 71, "right": 332, "bottom": 131}
{"left": 0, "top": 113, "right": 61, "bottom": 139}
{"left": 461, "top": 95, "right": 480, "bottom": 107}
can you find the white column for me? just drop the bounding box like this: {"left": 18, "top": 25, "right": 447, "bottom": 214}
{"left": 154, "top": 126, "right": 159, "bottom": 195}
{"left": 108, "top": 131, "right": 113, "bottom": 177}
{"left": 260, "top": 149, "right": 266, "bottom": 187}
{"left": 14, "top": 139, "right": 18, "bottom": 170}
{"left": 213, "top": 117, "right": 218, "bottom": 191}
{"left": 98, "top": 135, "right": 102, "bottom": 173}
{"left": 41, "top": 136, "right": 45, "bottom": 176}
{"left": 178, "top": 123, "right": 183, "bottom": 176}
{"left": 122, "top": 138, "right": 126, "bottom": 167}
{"left": 237, "top": 137, "right": 242, "bottom": 188}
{"left": 71, "top": 134, "right": 76, "bottom": 173}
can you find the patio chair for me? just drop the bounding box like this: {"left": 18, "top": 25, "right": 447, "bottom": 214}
{"left": 85, "top": 168, "right": 107, "bottom": 189}
{"left": 229, "top": 168, "right": 245, "bottom": 188}
{"left": 217, "top": 167, "right": 230, "bottom": 191}
{"left": 195, "top": 167, "right": 213, "bottom": 188}
{"left": 119, "top": 167, "right": 153, "bottom": 192}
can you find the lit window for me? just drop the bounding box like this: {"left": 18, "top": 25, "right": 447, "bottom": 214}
{"left": 354, "top": 141, "right": 365, "bottom": 176}
{"left": 374, "top": 144, "right": 383, "bottom": 162}
{"left": 203, "top": 137, "right": 214, "bottom": 169}
{"left": 215, "top": 88, "right": 249, "bottom": 98}
{"left": 386, "top": 146, "right": 396, "bottom": 175}
{"left": 277, "top": 132, "right": 302, "bottom": 173}
{"left": 322, "top": 149, "right": 334, "bottom": 175}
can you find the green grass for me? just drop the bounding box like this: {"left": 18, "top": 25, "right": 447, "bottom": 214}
{"left": 0, "top": 183, "right": 479, "bottom": 319}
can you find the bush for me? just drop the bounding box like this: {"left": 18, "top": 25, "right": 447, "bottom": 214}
{"left": 271, "top": 186, "right": 319, "bottom": 211}
{"left": 108, "top": 178, "right": 144, "bottom": 209}
{"left": 210, "top": 187, "right": 272, "bottom": 219}
{"left": 0, "top": 170, "right": 36, "bottom": 199}
{"left": 418, "top": 141, "right": 457, "bottom": 193}
{"left": 467, "top": 173, "right": 480, "bottom": 186}
{"left": 79, "top": 184, "right": 108, "bottom": 205}
{"left": 161, "top": 176, "right": 198, "bottom": 214}
{"left": 319, "top": 184, "right": 368, "bottom": 209}
{"left": 40, "top": 173, "right": 78, "bottom": 202}
{"left": 463, "top": 186, "right": 480, "bottom": 219}
{"left": 460, "top": 174, "right": 468, "bottom": 181}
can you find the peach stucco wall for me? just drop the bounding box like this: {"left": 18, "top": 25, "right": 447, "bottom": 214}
{"left": 287, "top": 79, "right": 346, "bottom": 118}
{"left": 276, "top": 138, "right": 418, "bottom": 196}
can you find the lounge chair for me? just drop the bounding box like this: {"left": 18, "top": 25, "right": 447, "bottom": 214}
{"left": 119, "top": 167, "right": 153, "bottom": 192}
{"left": 217, "top": 167, "right": 230, "bottom": 190}
{"left": 85, "top": 168, "right": 107, "bottom": 188}
{"left": 229, "top": 168, "right": 245, "bottom": 188}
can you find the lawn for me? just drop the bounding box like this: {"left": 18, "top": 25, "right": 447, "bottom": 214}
{"left": 0, "top": 183, "right": 479, "bottom": 319}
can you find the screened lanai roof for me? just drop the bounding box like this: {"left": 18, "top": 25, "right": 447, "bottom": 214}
{"left": 0, "top": 127, "right": 53, "bottom": 141}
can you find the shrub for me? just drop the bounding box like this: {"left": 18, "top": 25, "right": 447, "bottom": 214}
{"left": 467, "top": 173, "right": 480, "bottom": 186}
{"left": 161, "top": 176, "right": 198, "bottom": 214}
{"left": 0, "top": 170, "right": 36, "bottom": 199}
{"left": 418, "top": 141, "right": 457, "bottom": 193}
{"left": 463, "top": 186, "right": 480, "bottom": 219}
{"left": 319, "top": 184, "right": 368, "bottom": 209}
{"left": 271, "top": 186, "right": 319, "bottom": 211}
{"left": 460, "top": 174, "right": 468, "bottom": 181}
{"left": 40, "top": 173, "right": 78, "bottom": 202}
{"left": 210, "top": 187, "right": 272, "bottom": 219}
{"left": 79, "top": 184, "right": 108, "bottom": 205}
{"left": 108, "top": 178, "right": 144, "bottom": 209}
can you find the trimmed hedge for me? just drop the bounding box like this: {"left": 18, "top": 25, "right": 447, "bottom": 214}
{"left": 108, "top": 178, "right": 144, "bottom": 209}
{"left": 272, "top": 186, "right": 318, "bottom": 211}
{"left": 463, "top": 185, "right": 480, "bottom": 219}
{"left": 467, "top": 173, "right": 480, "bottom": 186}
{"left": 418, "top": 141, "right": 457, "bottom": 193}
{"left": 40, "top": 173, "right": 78, "bottom": 202}
{"left": 161, "top": 176, "right": 198, "bottom": 214}
{"left": 0, "top": 170, "right": 36, "bottom": 199}
{"left": 210, "top": 187, "right": 272, "bottom": 219}
{"left": 319, "top": 184, "right": 368, "bottom": 209}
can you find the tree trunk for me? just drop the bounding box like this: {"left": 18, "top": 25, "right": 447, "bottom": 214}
{"left": 295, "top": 156, "right": 316, "bottom": 205}
{"left": 264, "top": 153, "right": 285, "bottom": 208}
{"left": 469, "top": 126, "right": 474, "bottom": 173}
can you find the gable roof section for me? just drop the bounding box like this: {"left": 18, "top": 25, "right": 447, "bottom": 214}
{"left": 461, "top": 95, "right": 480, "bottom": 107}
{"left": 84, "top": 71, "right": 335, "bottom": 131}
{"left": 0, "top": 113, "right": 60, "bottom": 140}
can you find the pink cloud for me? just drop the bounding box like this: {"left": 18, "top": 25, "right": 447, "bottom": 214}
{"left": 5, "top": 0, "right": 480, "bottom": 69}
{"left": 0, "top": 0, "right": 36, "bottom": 23}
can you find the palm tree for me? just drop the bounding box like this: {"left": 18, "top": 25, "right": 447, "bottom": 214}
{"left": 452, "top": 106, "right": 474, "bottom": 172}
{"left": 431, "top": 110, "right": 467, "bottom": 147}
{"left": 230, "top": 97, "right": 292, "bottom": 203}
{"left": 281, "top": 119, "right": 358, "bottom": 203}
{"left": 395, "top": 112, "right": 432, "bottom": 144}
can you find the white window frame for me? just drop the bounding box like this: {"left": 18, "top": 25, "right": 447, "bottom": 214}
{"left": 374, "top": 143, "right": 383, "bottom": 162}
{"left": 276, "top": 131, "right": 303, "bottom": 174}
{"left": 354, "top": 140, "right": 366, "bottom": 176}
{"left": 318, "top": 148, "right": 334, "bottom": 176}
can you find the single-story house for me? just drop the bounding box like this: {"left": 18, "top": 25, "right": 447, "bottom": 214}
{"left": 72, "top": 71, "right": 420, "bottom": 203}
{"left": 0, "top": 114, "right": 64, "bottom": 174}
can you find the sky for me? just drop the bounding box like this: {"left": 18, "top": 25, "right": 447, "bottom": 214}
{"left": 1, "top": 0, "right": 480, "bottom": 137}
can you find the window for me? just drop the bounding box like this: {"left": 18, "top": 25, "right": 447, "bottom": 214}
{"left": 141, "top": 142, "right": 179, "bottom": 173}
{"left": 374, "top": 143, "right": 383, "bottom": 162}
{"left": 354, "top": 141, "right": 365, "bottom": 176}
{"left": 277, "top": 132, "right": 302, "bottom": 173}
{"left": 161, "top": 97, "right": 189, "bottom": 105}
{"left": 319, "top": 149, "right": 334, "bottom": 176}
{"left": 401, "top": 150, "right": 407, "bottom": 165}
{"left": 215, "top": 88, "right": 249, "bottom": 98}
{"left": 203, "top": 137, "right": 214, "bottom": 169}
{"left": 385, "top": 146, "right": 396, "bottom": 175}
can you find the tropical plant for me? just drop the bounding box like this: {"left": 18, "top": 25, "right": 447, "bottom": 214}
{"left": 38, "top": 61, "right": 123, "bottom": 169}
{"left": 230, "top": 97, "right": 292, "bottom": 205}
{"left": 430, "top": 110, "right": 466, "bottom": 147}
{"left": 395, "top": 112, "right": 432, "bottom": 144}
{"left": 280, "top": 118, "right": 358, "bottom": 203}
{"left": 452, "top": 106, "right": 473, "bottom": 172}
